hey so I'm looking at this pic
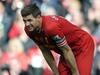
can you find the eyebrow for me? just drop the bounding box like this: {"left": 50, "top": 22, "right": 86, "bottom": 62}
{"left": 23, "top": 19, "right": 26, "bottom": 22}
{"left": 23, "top": 19, "right": 32, "bottom": 22}
{"left": 27, "top": 19, "right": 32, "bottom": 21}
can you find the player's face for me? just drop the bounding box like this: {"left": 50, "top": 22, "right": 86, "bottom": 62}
{"left": 22, "top": 14, "right": 41, "bottom": 31}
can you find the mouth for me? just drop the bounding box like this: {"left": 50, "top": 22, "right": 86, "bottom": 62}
{"left": 26, "top": 25, "right": 34, "bottom": 31}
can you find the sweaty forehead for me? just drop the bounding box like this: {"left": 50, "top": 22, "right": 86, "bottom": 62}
{"left": 23, "top": 14, "right": 34, "bottom": 20}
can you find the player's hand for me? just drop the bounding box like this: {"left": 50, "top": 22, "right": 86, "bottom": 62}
{"left": 72, "top": 70, "right": 80, "bottom": 75}
{"left": 53, "top": 69, "right": 60, "bottom": 75}
{"left": 72, "top": 73, "right": 80, "bottom": 75}
{"left": 53, "top": 72, "right": 60, "bottom": 75}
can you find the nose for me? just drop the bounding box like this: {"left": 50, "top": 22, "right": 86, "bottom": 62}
{"left": 25, "top": 21, "right": 30, "bottom": 26}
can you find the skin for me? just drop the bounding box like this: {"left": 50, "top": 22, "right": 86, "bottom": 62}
{"left": 22, "top": 14, "right": 60, "bottom": 75}
{"left": 22, "top": 14, "right": 79, "bottom": 75}
{"left": 23, "top": 14, "right": 42, "bottom": 32}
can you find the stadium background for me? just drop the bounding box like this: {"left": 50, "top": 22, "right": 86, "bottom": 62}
{"left": 0, "top": 0, "right": 100, "bottom": 75}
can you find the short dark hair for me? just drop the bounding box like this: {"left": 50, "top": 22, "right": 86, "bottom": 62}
{"left": 21, "top": 3, "right": 41, "bottom": 17}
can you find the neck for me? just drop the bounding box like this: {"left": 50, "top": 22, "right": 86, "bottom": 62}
{"left": 36, "top": 16, "right": 43, "bottom": 33}
{"left": 38, "top": 16, "right": 42, "bottom": 29}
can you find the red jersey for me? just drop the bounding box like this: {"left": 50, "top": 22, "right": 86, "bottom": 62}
{"left": 25, "top": 16, "right": 94, "bottom": 56}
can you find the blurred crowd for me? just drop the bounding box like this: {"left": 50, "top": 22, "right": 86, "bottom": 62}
{"left": 0, "top": 0, "right": 100, "bottom": 75}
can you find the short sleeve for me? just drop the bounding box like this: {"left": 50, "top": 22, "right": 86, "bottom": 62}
{"left": 45, "top": 19, "right": 67, "bottom": 47}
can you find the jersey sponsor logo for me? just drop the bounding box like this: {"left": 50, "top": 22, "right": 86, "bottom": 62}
{"left": 51, "top": 16, "right": 59, "bottom": 20}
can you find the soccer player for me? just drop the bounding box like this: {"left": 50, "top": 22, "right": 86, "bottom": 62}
{"left": 21, "top": 3, "right": 95, "bottom": 75}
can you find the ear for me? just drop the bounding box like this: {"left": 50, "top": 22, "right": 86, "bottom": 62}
{"left": 36, "top": 15, "right": 42, "bottom": 24}
{"left": 36, "top": 15, "right": 41, "bottom": 18}
{"left": 36, "top": 15, "right": 41, "bottom": 21}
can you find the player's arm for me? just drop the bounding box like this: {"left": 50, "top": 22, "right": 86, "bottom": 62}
{"left": 24, "top": 28, "right": 59, "bottom": 75}
{"left": 46, "top": 17, "right": 80, "bottom": 75}
{"left": 39, "top": 45, "right": 60, "bottom": 75}
{"left": 51, "top": 35, "right": 79, "bottom": 75}
{"left": 59, "top": 44, "right": 79, "bottom": 75}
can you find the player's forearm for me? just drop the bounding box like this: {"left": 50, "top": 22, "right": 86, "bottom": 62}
{"left": 39, "top": 45, "right": 60, "bottom": 75}
{"left": 64, "top": 49, "right": 79, "bottom": 75}
{"left": 59, "top": 46, "right": 79, "bottom": 75}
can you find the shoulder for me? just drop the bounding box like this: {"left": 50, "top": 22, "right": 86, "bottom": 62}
{"left": 42, "top": 16, "right": 61, "bottom": 24}
{"left": 42, "top": 16, "right": 60, "bottom": 35}
{"left": 24, "top": 27, "right": 36, "bottom": 39}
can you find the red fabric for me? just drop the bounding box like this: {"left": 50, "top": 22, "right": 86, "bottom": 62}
{"left": 24, "top": 16, "right": 95, "bottom": 75}
{"left": 58, "top": 34, "right": 95, "bottom": 75}
{"left": 9, "top": 24, "right": 21, "bottom": 39}
{"left": 27, "top": 47, "right": 40, "bottom": 58}
{"left": 0, "top": 52, "right": 29, "bottom": 71}
{"left": 16, "top": 52, "right": 29, "bottom": 71}
{"left": 42, "top": 16, "right": 95, "bottom": 55}
{"left": 0, "top": 52, "right": 10, "bottom": 65}
{"left": 42, "top": 68, "right": 53, "bottom": 75}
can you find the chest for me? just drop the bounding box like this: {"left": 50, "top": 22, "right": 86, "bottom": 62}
{"left": 33, "top": 33, "right": 54, "bottom": 45}
{"left": 33, "top": 32, "right": 58, "bottom": 49}
{"left": 34, "top": 35, "right": 62, "bottom": 53}
{"left": 34, "top": 35, "right": 49, "bottom": 44}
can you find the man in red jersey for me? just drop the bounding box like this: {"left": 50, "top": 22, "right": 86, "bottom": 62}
{"left": 21, "top": 3, "right": 95, "bottom": 75}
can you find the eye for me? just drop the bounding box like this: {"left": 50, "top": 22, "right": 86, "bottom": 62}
{"left": 23, "top": 20, "right": 26, "bottom": 23}
{"left": 27, "top": 19, "right": 32, "bottom": 22}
